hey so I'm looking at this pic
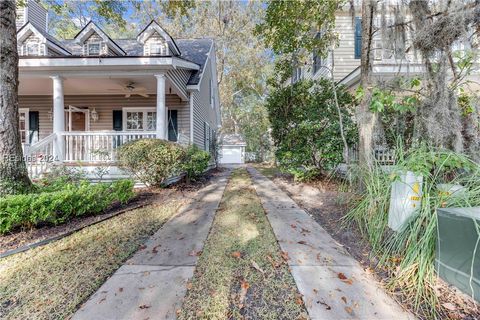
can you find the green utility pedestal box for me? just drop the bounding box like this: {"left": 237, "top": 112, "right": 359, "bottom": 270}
{"left": 436, "top": 207, "right": 480, "bottom": 301}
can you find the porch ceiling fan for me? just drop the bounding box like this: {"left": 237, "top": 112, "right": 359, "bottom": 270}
{"left": 108, "top": 81, "right": 150, "bottom": 98}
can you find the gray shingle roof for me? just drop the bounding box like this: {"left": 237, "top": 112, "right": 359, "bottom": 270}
{"left": 58, "top": 38, "right": 212, "bottom": 86}
{"left": 221, "top": 134, "right": 247, "bottom": 146}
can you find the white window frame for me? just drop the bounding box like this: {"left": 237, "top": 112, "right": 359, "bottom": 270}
{"left": 149, "top": 42, "right": 166, "bottom": 56}
{"left": 122, "top": 107, "right": 157, "bottom": 132}
{"left": 19, "top": 108, "right": 29, "bottom": 143}
{"left": 26, "top": 43, "right": 39, "bottom": 56}
{"left": 87, "top": 42, "right": 101, "bottom": 55}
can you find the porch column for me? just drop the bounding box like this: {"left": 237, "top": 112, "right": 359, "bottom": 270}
{"left": 51, "top": 75, "right": 64, "bottom": 161}
{"left": 155, "top": 74, "right": 166, "bottom": 139}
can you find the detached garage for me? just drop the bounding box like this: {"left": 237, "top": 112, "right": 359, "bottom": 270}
{"left": 219, "top": 134, "right": 246, "bottom": 164}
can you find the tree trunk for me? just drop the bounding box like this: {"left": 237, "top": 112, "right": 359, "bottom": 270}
{"left": 0, "top": 0, "right": 32, "bottom": 194}
{"left": 357, "top": 0, "right": 377, "bottom": 169}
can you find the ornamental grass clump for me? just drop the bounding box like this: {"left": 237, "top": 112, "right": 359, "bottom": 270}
{"left": 345, "top": 145, "right": 480, "bottom": 319}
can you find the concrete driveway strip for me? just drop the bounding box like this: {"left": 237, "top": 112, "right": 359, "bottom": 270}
{"left": 248, "top": 167, "right": 415, "bottom": 320}
{"left": 72, "top": 170, "right": 231, "bottom": 320}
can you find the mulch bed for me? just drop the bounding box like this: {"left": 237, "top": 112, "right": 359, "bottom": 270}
{"left": 267, "top": 172, "right": 480, "bottom": 320}
{"left": 0, "top": 168, "right": 224, "bottom": 256}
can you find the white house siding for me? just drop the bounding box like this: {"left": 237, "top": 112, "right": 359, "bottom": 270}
{"left": 192, "top": 58, "right": 217, "bottom": 149}
{"left": 332, "top": 12, "right": 361, "bottom": 82}
{"left": 18, "top": 94, "right": 190, "bottom": 139}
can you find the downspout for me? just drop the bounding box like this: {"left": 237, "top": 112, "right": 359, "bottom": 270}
{"left": 189, "top": 91, "right": 194, "bottom": 144}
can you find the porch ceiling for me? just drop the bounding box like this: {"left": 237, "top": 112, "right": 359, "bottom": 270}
{"left": 19, "top": 75, "right": 178, "bottom": 96}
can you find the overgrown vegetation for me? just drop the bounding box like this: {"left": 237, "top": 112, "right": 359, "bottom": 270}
{"left": 118, "top": 139, "right": 211, "bottom": 186}
{"left": 345, "top": 146, "right": 480, "bottom": 318}
{"left": 0, "top": 179, "right": 134, "bottom": 234}
{"left": 179, "top": 169, "right": 307, "bottom": 319}
{"left": 0, "top": 200, "right": 183, "bottom": 320}
{"left": 266, "top": 79, "right": 357, "bottom": 181}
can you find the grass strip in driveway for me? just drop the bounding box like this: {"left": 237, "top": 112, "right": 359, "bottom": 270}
{"left": 0, "top": 200, "right": 184, "bottom": 320}
{"left": 178, "top": 169, "right": 308, "bottom": 320}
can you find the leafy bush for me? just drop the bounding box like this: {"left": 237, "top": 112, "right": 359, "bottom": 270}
{"left": 287, "top": 167, "right": 321, "bottom": 182}
{"left": 345, "top": 146, "right": 480, "bottom": 318}
{"left": 0, "top": 179, "right": 134, "bottom": 234}
{"left": 117, "top": 139, "right": 186, "bottom": 187}
{"left": 266, "top": 79, "right": 357, "bottom": 175}
{"left": 182, "top": 144, "right": 211, "bottom": 182}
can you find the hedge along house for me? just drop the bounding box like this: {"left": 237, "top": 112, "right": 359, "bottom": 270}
{"left": 16, "top": 2, "right": 221, "bottom": 179}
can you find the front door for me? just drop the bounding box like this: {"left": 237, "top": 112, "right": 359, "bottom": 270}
{"left": 65, "top": 106, "right": 89, "bottom": 132}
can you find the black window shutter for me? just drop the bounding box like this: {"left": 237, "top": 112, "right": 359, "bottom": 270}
{"left": 168, "top": 110, "right": 178, "bottom": 141}
{"left": 113, "top": 110, "right": 122, "bottom": 131}
{"left": 354, "top": 17, "right": 362, "bottom": 59}
{"left": 29, "top": 111, "right": 39, "bottom": 144}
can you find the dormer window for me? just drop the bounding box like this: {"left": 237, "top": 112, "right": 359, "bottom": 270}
{"left": 149, "top": 42, "right": 167, "bottom": 56}
{"left": 26, "top": 43, "right": 39, "bottom": 56}
{"left": 87, "top": 42, "right": 101, "bottom": 55}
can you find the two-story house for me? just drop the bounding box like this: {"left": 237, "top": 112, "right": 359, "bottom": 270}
{"left": 16, "top": 1, "right": 221, "bottom": 179}
{"left": 293, "top": 2, "right": 478, "bottom": 90}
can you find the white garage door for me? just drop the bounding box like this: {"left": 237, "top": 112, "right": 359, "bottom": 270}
{"left": 220, "top": 146, "right": 243, "bottom": 164}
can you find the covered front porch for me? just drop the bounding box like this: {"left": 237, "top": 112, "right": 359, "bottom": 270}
{"left": 19, "top": 72, "right": 193, "bottom": 178}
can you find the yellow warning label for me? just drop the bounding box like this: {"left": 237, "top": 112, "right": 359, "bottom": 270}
{"left": 410, "top": 196, "right": 421, "bottom": 201}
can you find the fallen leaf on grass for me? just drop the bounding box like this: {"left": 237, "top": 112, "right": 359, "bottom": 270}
{"left": 238, "top": 280, "right": 250, "bottom": 308}
{"left": 281, "top": 251, "right": 290, "bottom": 261}
{"left": 231, "top": 251, "right": 242, "bottom": 259}
{"left": 442, "top": 302, "right": 457, "bottom": 311}
{"left": 139, "top": 304, "right": 151, "bottom": 309}
{"left": 295, "top": 296, "right": 304, "bottom": 305}
{"left": 251, "top": 260, "right": 265, "bottom": 274}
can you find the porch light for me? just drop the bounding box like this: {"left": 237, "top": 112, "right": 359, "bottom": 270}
{"left": 90, "top": 108, "right": 99, "bottom": 122}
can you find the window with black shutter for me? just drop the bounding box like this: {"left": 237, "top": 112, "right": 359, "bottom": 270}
{"left": 354, "top": 17, "right": 362, "bottom": 59}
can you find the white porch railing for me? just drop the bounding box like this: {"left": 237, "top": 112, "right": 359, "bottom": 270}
{"left": 61, "top": 131, "right": 156, "bottom": 163}
{"left": 23, "top": 133, "right": 57, "bottom": 178}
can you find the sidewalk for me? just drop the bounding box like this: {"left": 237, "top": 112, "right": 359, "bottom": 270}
{"left": 248, "top": 167, "right": 415, "bottom": 320}
{"left": 72, "top": 170, "right": 231, "bottom": 320}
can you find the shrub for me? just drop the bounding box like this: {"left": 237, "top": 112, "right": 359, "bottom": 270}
{"left": 182, "top": 144, "right": 211, "bottom": 182}
{"left": 0, "top": 179, "right": 134, "bottom": 234}
{"left": 266, "top": 79, "right": 357, "bottom": 175}
{"left": 117, "top": 139, "right": 185, "bottom": 187}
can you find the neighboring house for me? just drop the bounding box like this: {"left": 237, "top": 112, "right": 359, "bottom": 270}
{"left": 291, "top": 3, "right": 478, "bottom": 90}
{"left": 219, "top": 134, "right": 246, "bottom": 164}
{"left": 16, "top": 1, "right": 221, "bottom": 179}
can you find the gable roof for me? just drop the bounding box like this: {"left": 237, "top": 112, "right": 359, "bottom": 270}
{"left": 74, "top": 21, "right": 126, "bottom": 56}
{"left": 221, "top": 134, "right": 247, "bottom": 146}
{"left": 136, "top": 20, "right": 181, "bottom": 56}
{"left": 17, "top": 22, "right": 71, "bottom": 55}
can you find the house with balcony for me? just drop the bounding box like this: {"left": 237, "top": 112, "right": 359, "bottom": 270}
{"left": 16, "top": 1, "right": 220, "bottom": 179}
{"left": 292, "top": 3, "right": 478, "bottom": 89}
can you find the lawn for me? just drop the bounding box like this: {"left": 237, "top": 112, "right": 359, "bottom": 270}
{"left": 0, "top": 200, "right": 184, "bottom": 320}
{"left": 178, "top": 169, "right": 307, "bottom": 320}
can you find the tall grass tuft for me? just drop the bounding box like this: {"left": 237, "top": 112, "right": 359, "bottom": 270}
{"left": 344, "top": 145, "right": 480, "bottom": 319}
